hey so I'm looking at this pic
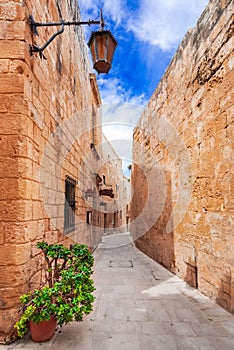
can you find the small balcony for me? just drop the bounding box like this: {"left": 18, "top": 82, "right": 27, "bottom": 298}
{"left": 99, "top": 184, "right": 114, "bottom": 198}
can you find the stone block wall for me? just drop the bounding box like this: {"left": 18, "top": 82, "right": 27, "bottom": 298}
{"left": 0, "top": 0, "right": 104, "bottom": 343}
{"left": 131, "top": 0, "right": 234, "bottom": 312}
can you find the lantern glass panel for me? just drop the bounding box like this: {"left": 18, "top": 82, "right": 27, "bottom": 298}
{"left": 107, "top": 36, "right": 116, "bottom": 65}
{"left": 88, "top": 30, "right": 117, "bottom": 74}
{"left": 95, "top": 34, "right": 107, "bottom": 60}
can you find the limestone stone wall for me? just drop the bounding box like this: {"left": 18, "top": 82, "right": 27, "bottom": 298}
{"left": 0, "top": 0, "right": 103, "bottom": 343}
{"left": 131, "top": 0, "right": 234, "bottom": 313}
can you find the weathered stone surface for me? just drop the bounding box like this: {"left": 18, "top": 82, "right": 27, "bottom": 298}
{"left": 0, "top": 74, "right": 24, "bottom": 93}
{"left": 131, "top": 0, "right": 234, "bottom": 315}
{"left": 4, "top": 220, "right": 40, "bottom": 243}
{"left": 0, "top": 2, "right": 26, "bottom": 21}
{"left": 0, "top": 20, "right": 25, "bottom": 40}
{"left": 0, "top": 243, "right": 31, "bottom": 266}
{"left": 0, "top": 41, "right": 26, "bottom": 60}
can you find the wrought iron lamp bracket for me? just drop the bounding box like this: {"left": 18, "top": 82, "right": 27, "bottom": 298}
{"left": 29, "top": 14, "right": 103, "bottom": 60}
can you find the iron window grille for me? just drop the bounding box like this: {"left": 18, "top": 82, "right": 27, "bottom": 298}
{"left": 64, "top": 176, "right": 77, "bottom": 233}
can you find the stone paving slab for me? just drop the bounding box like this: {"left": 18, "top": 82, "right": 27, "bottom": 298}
{"left": 1, "top": 233, "right": 234, "bottom": 350}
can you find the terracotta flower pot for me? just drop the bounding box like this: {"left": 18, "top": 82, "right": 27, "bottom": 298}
{"left": 29, "top": 317, "right": 57, "bottom": 342}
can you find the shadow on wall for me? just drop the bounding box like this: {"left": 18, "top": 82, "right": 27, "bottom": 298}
{"left": 184, "top": 257, "right": 198, "bottom": 289}
{"left": 130, "top": 164, "right": 148, "bottom": 242}
{"left": 217, "top": 270, "right": 233, "bottom": 313}
{"left": 132, "top": 167, "right": 176, "bottom": 273}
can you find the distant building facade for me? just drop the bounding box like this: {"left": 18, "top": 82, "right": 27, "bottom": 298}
{"left": 99, "top": 135, "right": 130, "bottom": 234}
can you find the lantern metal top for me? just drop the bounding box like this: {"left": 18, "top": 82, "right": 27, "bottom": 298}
{"left": 88, "top": 30, "right": 118, "bottom": 47}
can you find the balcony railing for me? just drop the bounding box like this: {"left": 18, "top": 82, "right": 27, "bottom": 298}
{"left": 99, "top": 184, "right": 114, "bottom": 198}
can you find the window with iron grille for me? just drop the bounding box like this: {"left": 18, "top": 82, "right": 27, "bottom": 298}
{"left": 64, "top": 176, "right": 76, "bottom": 233}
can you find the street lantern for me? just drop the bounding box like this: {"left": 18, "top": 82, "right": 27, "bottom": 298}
{"left": 88, "top": 30, "right": 117, "bottom": 74}
{"left": 29, "top": 11, "right": 117, "bottom": 74}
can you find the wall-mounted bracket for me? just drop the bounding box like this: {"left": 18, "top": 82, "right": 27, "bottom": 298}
{"left": 29, "top": 14, "right": 101, "bottom": 60}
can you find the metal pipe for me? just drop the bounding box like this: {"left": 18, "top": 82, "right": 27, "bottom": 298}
{"left": 39, "top": 23, "right": 64, "bottom": 52}
{"left": 33, "top": 20, "right": 101, "bottom": 28}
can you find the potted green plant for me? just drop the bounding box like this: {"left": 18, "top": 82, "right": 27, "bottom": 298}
{"left": 14, "top": 241, "right": 95, "bottom": 342}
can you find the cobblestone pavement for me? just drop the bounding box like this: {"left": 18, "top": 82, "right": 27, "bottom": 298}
{"left": 1, "top": 233, "right": 234, "bottom": 350}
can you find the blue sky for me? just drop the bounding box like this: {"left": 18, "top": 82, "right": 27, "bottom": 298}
{"left": 78, "top": 0, "right": 209, "bottom": 175}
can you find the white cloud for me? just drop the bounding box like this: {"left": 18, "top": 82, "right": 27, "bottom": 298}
{"left": 102, "top": 125, "right": 133, "bottom": 141}
{"left": 128, "top": 0, "right": 209, "bottom": 51}
{"left": 102, "top": 136, "right": 132, "bottom": 161}
{"left": 79, "top": 0, "right": 209, "bottom": 51}
{"left": 101, "top": 0, "right": 125, "bottom": 25}
{"left": 100, "top": 103, "right": 145, "bottom": 171}
{"left": 78, "top": 0, "right": 98, "bottom": 15}
{"left": 101, "top": 135, "right": 133, "bottom": 176}
{"left": 97, "top": 77, "right": 126, "bottom": 104}
{"left": 97, "top": 76, "right": 146, "bottom": 105}
{"left": 78, "top": 0, "right": 125, "bottom": 27}
{"left": 101, "top": 102, "right": 144, "bottom": 125}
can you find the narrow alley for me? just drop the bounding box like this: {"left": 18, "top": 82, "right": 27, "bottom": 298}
{"left": 0, "top": 0, "right": 233, "bottom": 347}
{"left": 2, "top": 233, "right": 234, "bottom": 350}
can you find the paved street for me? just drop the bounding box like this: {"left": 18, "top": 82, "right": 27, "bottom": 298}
{"left": 2, "top": 233, "right": 234, "bottom": 350}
